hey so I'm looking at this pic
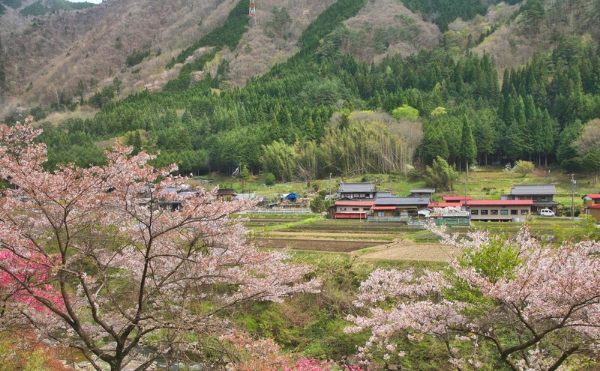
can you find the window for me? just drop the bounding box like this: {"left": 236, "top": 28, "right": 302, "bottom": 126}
{"left": 481, "top": 210, "right": 488, "bottom": 215}
{"left": 363, "top": 208, "right": 370, "bottom": 211}
{"left": 352, "top": 208, "right": 359, "bottom": 211}
{"left": 521, "top": 209, "right": 529, "bottom": 215}
{"left": 471, "top": 210, "right": 479, "bottom": 215}
{"left": 378, "top": 211, "right": 385, "bottom": 217}
{"left": 340, "top": 207, "right": 346, "bottom": 211}
{"left": 501, "top": 210, "right": 508, "bottom": 215}
{"left": 491, "top": 210, "right": 498, "bottom": 215}
{"left": 511, "top": 210, "right": 518, "bottom": 215}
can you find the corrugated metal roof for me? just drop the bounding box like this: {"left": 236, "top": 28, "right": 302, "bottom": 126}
{"left": 467, "top": 200, "right": 533, "bottom": 206}
{"left": 586, "top": 194, "right": 600, "bottom": 199}
{"left": 410, "top": 188, "right": 436, "bottom": 194}
{"left": 510, "top": 184, "right": 556, "bottom": 195}
{"left": 338, "top": 182, "right": 375, "bottom": 193}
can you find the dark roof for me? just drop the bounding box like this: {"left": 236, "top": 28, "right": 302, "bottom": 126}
{"left": 410, "top": 188, "right": 436, "bottom": 194}
{"left": 217, "top": 188, "right": 237, "bottom": 195}
{"left": 510, "top": 184, "right": 556, "bottom": 195}
{"left": 375, "top": 191, "right": 395, "bottom": 199}
{"left": 374, "top": 196, "right": 430, "bottom": 206}
{"left": 468, "top": 200, "right": 533, "bottom": 206}
{"left": 160, "top": 187, "right": 178, "bottom": 195}
{"left": 338, "top": 182, "right": 375, "bottom": 193}
{"left": 532, "top": 200, "right": 559, "bottom": 206}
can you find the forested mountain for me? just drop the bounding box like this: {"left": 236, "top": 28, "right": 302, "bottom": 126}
{"left": 1, "top": 0, "right": 600, "bottom": 179}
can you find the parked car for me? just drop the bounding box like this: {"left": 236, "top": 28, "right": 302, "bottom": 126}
{"left": 540, "top": 208, "right": 555, "bottom": 217}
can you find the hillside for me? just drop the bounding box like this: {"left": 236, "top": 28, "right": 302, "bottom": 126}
{"left": 0, "top": 0, "right": 343, "bottom": 114}
{"left": 0, "top": 0, "right": 599, "bottom": 181}
{"left": 0, "top": 0, "right": 240, "bottom": 112}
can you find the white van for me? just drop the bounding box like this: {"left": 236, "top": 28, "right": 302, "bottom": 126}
{"left": 540, "top": 209, "right": 555, "bottom": 217}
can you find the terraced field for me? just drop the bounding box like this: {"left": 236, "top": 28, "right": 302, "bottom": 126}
{"left": 246, "top": 215, "right": 591, "bottom": 262}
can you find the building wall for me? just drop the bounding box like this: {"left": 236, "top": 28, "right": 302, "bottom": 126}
{"left": 469, "top": 206, "right": 531, "bottom": 221}
{"left": 586, "top": 208, "right": 600, "bottom": 222}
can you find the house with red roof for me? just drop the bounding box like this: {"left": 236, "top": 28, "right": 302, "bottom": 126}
{"left": 442, "top": 196, "right": 472, "bottom": 204}
{"left": 369, "top": 192, "right": 430, "bottom": 221}
{"left": 333, "top": 200, "right": 374, "bottom": 219}
{"left": 583, "top": 194, "right": 600, "bottom": 221}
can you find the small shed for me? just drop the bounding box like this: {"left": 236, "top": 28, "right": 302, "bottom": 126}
{"left": 216, "top": 188, "right": 238, "bottom": 200}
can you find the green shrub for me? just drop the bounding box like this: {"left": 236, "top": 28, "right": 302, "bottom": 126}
{"left": 126, "top": 49, "right": 151, "bottom": 67}
{"left": 265, "top": 173, "right": 276, "bottom": 186}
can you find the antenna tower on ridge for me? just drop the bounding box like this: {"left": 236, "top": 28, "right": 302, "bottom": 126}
{"left": 249, "top": 0, "right": 256, "bottom": 17}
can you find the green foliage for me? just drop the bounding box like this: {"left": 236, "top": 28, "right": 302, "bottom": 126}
{"left": 310, "top": 193, "right": 326, "bottom": 213}
{"left": 88, "top": 86, "right": 115, "bottom": 109}
{"left": 514, "top": 160, "right": 535, "bottom": 176}
{"left": 265, "top": 173, "right": 276, "bottom": 186}
{"left": 0, "top": 3, "right": 6, "bottom": 14}
{"left": 266, "top": 7, "right": 292, "bottom": 38}
{"left": 167, "top": 0, "right": 249, "bottom": 68}
{"left": 399, "top": 0, "right": 487, "bottom": 31}
{"left": 459, "top": 116, "right": 477, "bottom": 165}
{"left": 300, "top": 78, "right": 347, "bottom": 106}
{"left": 126, "top": 49, "right": 151, "bottom": 67}
{"left": 423, "top": 156, "right": 458, "bottom": 191}
{"left": 391, "top": 104, "right": 419, "bottom": 120}
{"left": 30, "top": 0, "right": 600, "bottom": 181}
{"left": 552, "top": 215, "right": 599, "bottom": 242}
{"left": 443, "top": 233, "right": 521, "bottom": 317}
{"left": 19, "top": 0, "right": 92, "bottom": 16}
{"left": 1, "top": 0, "right": 23, "bottom": 8}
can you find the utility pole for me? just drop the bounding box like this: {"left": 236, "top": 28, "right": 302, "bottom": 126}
{"left": 329, "top": 173, "right": 332, "bottom": 200}
{"left": 465, "top": 160, "right": 469, "bottom": 211}
{"left": 571, "top": 174, "right": 576, "bottom": 220}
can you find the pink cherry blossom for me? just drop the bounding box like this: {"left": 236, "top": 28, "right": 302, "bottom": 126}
{"left": 0, "top": 119, "right": 320, "bottom": 370}
{"left": 347, "top": 223, "right": 600, "bottom": 370}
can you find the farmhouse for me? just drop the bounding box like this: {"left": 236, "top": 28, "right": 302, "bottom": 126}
{"left": 333, "top": 200, "right": 374, "bottom": 219}
{"left": 338, "top": 182, "right": 376, "bottom": 199}
{"left": 501, "top": 184, "right": 558, "bottom": 215}
{"left": 409, "top": 188, "right": 436, "bottom": 200}
{"left": 467, "top": 200, "right": 533, "bottom": 221}
{"left": 583, "top": 194, "right": 600, "bottom": 221}
{"left": 370, "top": 192, "right": 430, "bottom": 221}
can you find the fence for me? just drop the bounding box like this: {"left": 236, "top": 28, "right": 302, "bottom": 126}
{"left": 251, "top": 209, "right": 313, "bottom": 214}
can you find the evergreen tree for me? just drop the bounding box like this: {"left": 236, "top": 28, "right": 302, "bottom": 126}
{"left": 556, "top": 120, "right": 584, "bottom": 171}
{"left": 459, "top": 117, "right": 477, "bottom": 170}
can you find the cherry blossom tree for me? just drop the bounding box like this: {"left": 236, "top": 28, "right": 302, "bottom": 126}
{"left": 347, "top": 224, "right": 600, "bottom": 370}
{"left": 0, "top": 117, "right": 320, "bottom": 371}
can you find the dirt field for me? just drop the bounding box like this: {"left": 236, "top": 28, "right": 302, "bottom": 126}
{"left": 257, "top": 238, "right": 383, "bottom": 252}
{"left": 357, "top": 241, "right": 457, "bottom": 262}
{"left": 251, "top": 219, "right": 461, "bottom": 262}
{"left": 257, "top": 236, "right": 456, "bottom": 262}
